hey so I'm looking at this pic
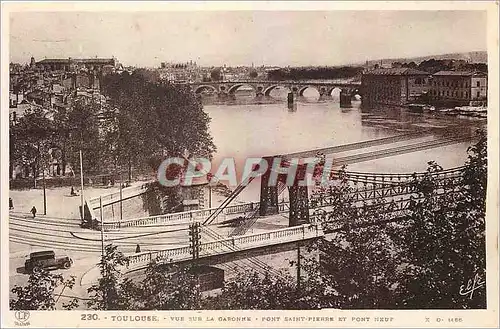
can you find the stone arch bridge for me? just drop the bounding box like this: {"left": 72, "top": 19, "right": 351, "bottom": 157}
{"left": 181, "top": 80, "right": 362, "bottom": 102}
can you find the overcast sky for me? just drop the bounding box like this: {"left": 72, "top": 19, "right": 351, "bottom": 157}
{"left": 9, "top": 10, "right": 487, "bottom": 67}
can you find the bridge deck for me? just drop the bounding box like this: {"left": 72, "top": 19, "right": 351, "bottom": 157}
{"left": 283, "top": 132, "right": 429, "bottom": 159}
{"left": 126, "top": 223, "right": 323, "bottom": 271}
{"left": 88, "top": 183, "right": 150, "bottom": 209}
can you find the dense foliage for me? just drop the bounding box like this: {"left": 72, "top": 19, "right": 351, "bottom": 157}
{"left": 10, "top": 71, "right": 215, "bottom": 180}
{"left": 267, "top": 66, "right": 363, "bottom": 81}
{"left": 101, "top": 72, "right": 216, "bottom": 175}
{"left": 314, "top": 129, "right": 487, "bottom": 309}
{"left": 10, "top": 270, "right": 78, "bottom": 310}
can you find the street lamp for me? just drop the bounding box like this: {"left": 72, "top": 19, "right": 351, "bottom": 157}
{"left": 119, "top": 169, "right": 123, "bottom": 226}
{"left": 79, "top": 150, "right": 85, "bottom": 220}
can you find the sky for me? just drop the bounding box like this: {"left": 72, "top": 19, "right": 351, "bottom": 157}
{"left": 9, "top": 10, "right": 487, "bottom": 67}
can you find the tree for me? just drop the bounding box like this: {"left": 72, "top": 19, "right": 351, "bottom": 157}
{"left": 392, "top": 130, "right": 487, "bottom": 309}
{"left": 311, "top": 132, "right": 487, "bottom": 310}
{"left": 101, "top": 72, "right": 216, "bottom": 179}
{"left": 210, "top": 68, "right": 222, "bottom": 81}
{"left": 9, "top": 107, "right": 55, "bottom": 182}
{"left": 64, "top": 96, "right": 105, "bottom": 175}
{"left": 87, "top": 244, "right": 137, "bottom": 310}
{"left": 249, "top": 70, "right": 258, "bottom": 79}
{"left": 134, "top": 262, "right": 202, "bottom": 310}
{"left": 10, "top": 269, "right": 78, "bottom": 310}
{"left": 311, "top": 169, "right": 402, "bottom": 309}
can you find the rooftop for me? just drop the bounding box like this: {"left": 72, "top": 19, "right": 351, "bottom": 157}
{"left": 363, "top": 67, "right": 430, "bottom": 76}
{"left": 37, "top": 58, "right": 116, "bottom": 64}
{"left": 433, "top": 70, "right": 487, "bottom": 77}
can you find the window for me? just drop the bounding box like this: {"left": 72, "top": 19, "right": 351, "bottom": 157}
{"left": 477, "top": 91, "right": 480, "bottom": 98}
{"left": 461, "top": 92, "right": 463, "bottom": 98}
{"left": 476, "top": 81, "right": 480, "bottom": 87}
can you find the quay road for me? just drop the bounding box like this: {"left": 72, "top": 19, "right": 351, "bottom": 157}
{"left": 9, "top": 211, "right": 197, "bottom": 255}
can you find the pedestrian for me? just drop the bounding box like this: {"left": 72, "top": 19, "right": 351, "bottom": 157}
{"left": 9, "top": 198, "right": 13, "bottom": 210}
{"left": 30, "top": 206, "right": 37, "bottom": 218}
{"left": 135, "top": 244, "right": 141, "bottom": 253}
{"left": 70, "top": 186, "right": 76, "bottom": 196}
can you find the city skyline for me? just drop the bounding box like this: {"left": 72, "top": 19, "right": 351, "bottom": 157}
{"left": 10, "top": 10, "right": 486, "bottom": 67}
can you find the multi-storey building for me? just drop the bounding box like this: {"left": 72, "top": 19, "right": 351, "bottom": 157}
{"left": 36, "top": 57, "right": 118, "bottom": 72}
{"left": 159, "top": 61, "right": 200, "bottom": 82}
{"left": 428, "top": 71, "right": 487, "bottom": 106}
{"left": 361, "top": 68, "right": 430, "bottom": 106}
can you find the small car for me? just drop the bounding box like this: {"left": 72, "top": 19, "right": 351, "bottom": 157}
{"left": 24, "top": 250, "right": 73, "bottom": 273}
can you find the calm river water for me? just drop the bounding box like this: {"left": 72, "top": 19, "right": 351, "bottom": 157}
{"left": 203, "top": 89, "right": 486, "bottom": 201}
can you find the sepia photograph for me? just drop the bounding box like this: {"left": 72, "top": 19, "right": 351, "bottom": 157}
{"left": 1, "top": 2, "right": 499, "bottom": 328}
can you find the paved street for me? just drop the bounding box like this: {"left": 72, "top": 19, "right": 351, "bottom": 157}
{"left": 8, "top": 184, "right": 293, "bottom": 308}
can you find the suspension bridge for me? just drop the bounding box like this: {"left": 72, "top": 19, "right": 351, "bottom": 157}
{"left": 91, "top": 160, "right": 465, "bottom": 273}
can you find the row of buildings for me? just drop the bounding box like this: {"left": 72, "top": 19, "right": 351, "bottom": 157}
{"left": 9, "top": 57, "right": 124, "bottom": 109}
{"left": 9, "top": 57, "right": 122, "bottom": 180}
{"left": 361, "top": 68, "right": 487, "bottom": 107}
{"left": 158, "top": 61, "right": 273, "bottom": 83}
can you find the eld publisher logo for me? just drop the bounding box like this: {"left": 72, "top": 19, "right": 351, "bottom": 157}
{"left": 14, "top": 310, "right": 30, "bottom": 326}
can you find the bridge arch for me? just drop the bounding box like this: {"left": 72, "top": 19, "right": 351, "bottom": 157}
{"left": 264, "top": 85, "right": 282, "bottom": 96}
{"left": 327, "top": 87, "right": 343, "bottom": 97}
{"left": 351, "top": 88, "right": 362, "bottom": 99}
{"left": 227, "top": 83, "right": 256, "bottom": 94}
{"left": 194, "top": 85, "right": 218, "bottom": 94}
{"left": 298, "top": 86, "right": 321, "bottom": 97}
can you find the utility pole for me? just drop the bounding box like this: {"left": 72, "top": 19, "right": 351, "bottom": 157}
{"left": 119, "top": 170, "right": 123, "bottom": 226}
{"left": 79, "top": 150, "right": 84, "bottom": 220}
{"left": 189, "top": 222, "right": 201, "bottom": 260}
{"left": 100, "top": 196, "right": 104, "bottom": 258}
{"left": 189, "top": 221, "right": 201, "bottom": 305}
{"left": 42, "top": 164, "right": 47, "bottom": 215}
{"left": 208, "top": 184, "right": 212, "bottom": 209}
{"left": 296, "top": 241, "right": 301, "bottom": 290}
{"left": 99, "top": 196, "right": 107, "bottom": 310}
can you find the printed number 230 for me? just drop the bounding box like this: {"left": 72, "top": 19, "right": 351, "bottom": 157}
{"left": 81, "top": 314, "right": 99, "bottom": 320}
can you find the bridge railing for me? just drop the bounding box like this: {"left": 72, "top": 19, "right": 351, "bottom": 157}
{"left": 333, "top": 166, "right": 465, "bottom": 184}
{"left": 127, "top": 223, "right": 323, "bottom": 269}
{"left": 99, "top": 201, "right": 262, "bottom": 231}
{"left": 98, "top": 168, "right": 465, "bottom": 230}
{"left": 88, "top": 183, "right": 150, "bottom": 210}
{"left": 186, "top": 79, "right": 362, "bottom": 85}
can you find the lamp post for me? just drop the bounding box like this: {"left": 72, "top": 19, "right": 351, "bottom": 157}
{"left": 100, "top": 196, "right": 104, "bottom": 258}
{"left": 42, "top": 164, "right": 47, "bottom": 215}
{"left": 119, "top": 170, "right": 123, "bottom": 226}
{"left": 79, "top": 150, "right": 85, "bottom": 220}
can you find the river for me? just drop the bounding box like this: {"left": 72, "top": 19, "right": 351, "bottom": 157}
{"left": 202, "top": 88, "right": 486, "bottom": 201}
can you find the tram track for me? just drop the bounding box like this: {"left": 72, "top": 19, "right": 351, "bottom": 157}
{"left": 333, "top": 137, "right": 469, "bottom": 166}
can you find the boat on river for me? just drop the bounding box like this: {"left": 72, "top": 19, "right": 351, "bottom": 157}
{"left": 455, "top": 106, "right": 488, "bottom": 118}
{"left": 407, "top": 104, "right": 435, "bottom": 113}
{"left": 440, "top": 108, "right": 459, "bottom": 116}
